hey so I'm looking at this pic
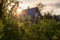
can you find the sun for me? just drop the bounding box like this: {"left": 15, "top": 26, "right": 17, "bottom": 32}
{"left": 17, "top": 8, "right": 23, "bottom": 14}
{"left": 16, "top": 3, "right": 29, "bottom": 14}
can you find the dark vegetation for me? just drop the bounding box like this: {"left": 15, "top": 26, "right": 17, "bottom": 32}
{"left": 0, "top": 0, "right": 60, "bottom": 40}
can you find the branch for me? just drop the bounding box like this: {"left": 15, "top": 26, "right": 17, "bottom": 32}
{"left": 3, "top": 0, "right": 16, "bottom": 9}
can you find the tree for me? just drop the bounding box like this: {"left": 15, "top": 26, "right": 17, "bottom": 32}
{"left": 0, "top": 0, "right": 20, "bottom": 40}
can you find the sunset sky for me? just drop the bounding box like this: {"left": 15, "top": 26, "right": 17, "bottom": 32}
{"left": 17, "top": 0, "right": 60, "bottom": 15}
{"left": 17, "top": 0, "right": 60, "bottom": 8}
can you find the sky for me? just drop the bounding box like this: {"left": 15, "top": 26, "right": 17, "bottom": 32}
{"left": 17, "top": 0, "right": 60, "bottom": 8}
{"left": 17, "top": 0, "right": 60, "bottom": 15}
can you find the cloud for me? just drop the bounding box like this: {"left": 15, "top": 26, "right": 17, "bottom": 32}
{"left": 54, "top": 3, "right": 60, "bottom": 8}
{"left": 18, "top": 0, "right": 60, "bottom": 8}
{"left": 39, "top": 0, "right": 60, "bottom": 8}
{"left": 34, "top": 0, "right": 60, "bottom": 8}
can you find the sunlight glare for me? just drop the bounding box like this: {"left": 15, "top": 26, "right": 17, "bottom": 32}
{"left": 17, "top": 8, "right": 23, "bottom": 14}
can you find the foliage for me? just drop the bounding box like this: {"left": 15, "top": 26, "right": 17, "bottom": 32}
{"left": 15, "top": 17, "right": 60, "bottom": 40}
